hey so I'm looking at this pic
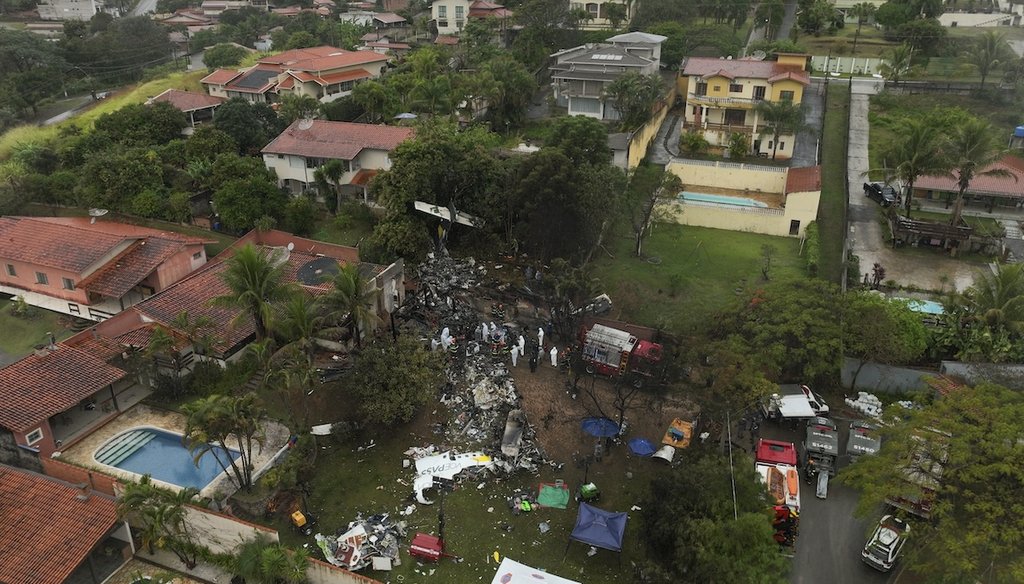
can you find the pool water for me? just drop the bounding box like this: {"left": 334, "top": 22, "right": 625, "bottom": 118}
{"left": 895, "top": 298, "right": 945, "bottom": 316}
{"left": 678, "top": 191, "right": 769, "bottom": 208}
{"left": 95, "top": 428, "right": 240, "bottom": 490}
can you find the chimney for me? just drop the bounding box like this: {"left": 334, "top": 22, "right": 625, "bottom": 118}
{"left": 47, "top": 332, "right": 56, "bottom": 350}
{"left": 33, "top": 344, "right": 48, "bottom": 358}
{"left": 76, "top": 483, "right": 91, "bottom": 502}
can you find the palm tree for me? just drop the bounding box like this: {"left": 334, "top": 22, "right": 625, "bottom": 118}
{"left": 274, "top": 293, "right": 322, "bottom": 361}
{"left": 210, "top": 244, "right": 295, "bottom": 342}
{"left": 117, "top": 476, "right": 200, "bottom": 569}
{"left": 755, "top": 99, "right": 805, "bottom": 160}
{"left": 183, "top": 393, "right": 267, "bottom": 491}
{"left": 883, "top": 118, "right": 947, "bottom": 219}
{"left": 965, "top": 263, "right": 1024, "bottom": 333}
{"left": 944, "top": 117, "right": 1013, "bottom": 252}
{"left": 278, "top": 93, "right": 320, "bottom": 125}
{"left": 411, "top": 75, "right": 454, "bottom": 115}
{"left": 850, "top": 2, "right": 876, "bottom": 54}
{"left": 318, "top": 263, "right": 379, "bottom": 349}
{"left": 605, "top": 2, "right": 628, "bottom": 29}
{"left": 880, "top": 44, "right": 914, "bottom": 87}
{"left": 227, "top": 534, "right": 310, "bottom": 584}
{"left": 969, "top": 30, "right": 1014, "bottom": 90}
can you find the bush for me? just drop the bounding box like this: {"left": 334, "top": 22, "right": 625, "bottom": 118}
{"left": 804, "top": 221, "right": 820, "bottom": 276}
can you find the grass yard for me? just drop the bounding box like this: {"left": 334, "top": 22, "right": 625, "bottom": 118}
{"left": 310, "top": 209, "right": 378, "bottom": 248}
{"left": 817, "top": 84, "right": 851, "bottom": 284}
{"left": 589, "top": 224, "right": 804, "bottom": 334}
{"left": 798, "top": 27, "right": 898, "bottom": 58}
{"left": 0, "top": 305, "right": 73, "bottom": 364}
{"left": 0, "top": 70, "right": 206, "bottom": 160}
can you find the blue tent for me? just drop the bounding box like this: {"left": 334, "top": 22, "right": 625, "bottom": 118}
{"left": 568, "top": 503, "right": 628, "bottom": 553}
{"left": 628, "top": 438, "right": 656, "bottom": 457}
{"left": 581, "top": 417, "right": 619, "bottom": 438}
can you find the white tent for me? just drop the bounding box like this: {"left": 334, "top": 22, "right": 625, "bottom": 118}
{"left": 490, "top": 558, "right": 581, "bottom": 584}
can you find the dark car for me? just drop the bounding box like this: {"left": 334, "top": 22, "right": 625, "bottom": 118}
{"left": 863, "top": 182, "right": 898, "bottom": 207}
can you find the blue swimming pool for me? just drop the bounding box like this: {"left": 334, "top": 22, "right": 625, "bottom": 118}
{"left": 895, "top": 297, "right": 945, "bottom": 316}
{"left": 678, "top": 191, "right": 769, "bottom": 208}
{"left": 95, "top": 428, "right": 239, "bottom": 490}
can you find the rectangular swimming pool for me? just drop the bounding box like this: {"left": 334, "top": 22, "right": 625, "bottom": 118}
{"left": 94, "top": 427, "right": 240, "bottom": 490}
{"left": 678, "top": 191, "right": 769, "bottom": 208}
{"left": 895, "top": 297, "right": 945, "bottom": 316}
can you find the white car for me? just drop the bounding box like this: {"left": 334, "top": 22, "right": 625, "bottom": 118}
{"left": 862, "top": 515, "right": 910, "bottom": 572}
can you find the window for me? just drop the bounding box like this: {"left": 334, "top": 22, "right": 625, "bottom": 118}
{"left": 724, "top": 109, "right": 746, "bottom": 125}
{"left": 586, "top": 2, "right": 598, "bottom": 16}
{"left": 713, "top": 85, "right": 721, "bottom": 92}
{"left": 62, "top": 277, "right": 74, "bottom": 290}
{"left": 789, "top": 220, "right": 801, "bottom": 236}
{"left": 5, "top": 264, "right": 14, "bottom": 277}
{"left": 455, "top": 5, "right": 463, "bottom": 18}
{"left": 695, "top": 82, "right": 707, "bottom": 96}
{"left": 438, "top": 4, "right": 446, "bottom": 16}
{"left": 729, "top": 83, "right": 742, "bottom": 93}
{"left": 753, "top": 85, "right": 766, "bottom": 100}
{"left": 192, "top": 252, "right": 203, "bottom": 260}
{"left": 25, "top": 428, "right": 43, "bottom": 446}
{"left": 572, "top": 97, "right": 602, "bottom": 114}
{"left": 779, "top": 90, "right": 795, "bottom": 101}
{"left": 35, "top": 272, "right": 48, "bottom": 285}
{"left": 779, "top": 141, "right": 785, "bottom": 151}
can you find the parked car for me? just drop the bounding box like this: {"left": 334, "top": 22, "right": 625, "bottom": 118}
{"left": 863, "top": 182, "right": 898, "bottom": 207}
{"left": 862, "top": 515, "right": 910, "bottom": 572}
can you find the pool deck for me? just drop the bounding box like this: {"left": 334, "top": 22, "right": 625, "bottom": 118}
{"left": 679, "top": 185, "right": 786, "bottom": 208}
{"left": 56, "top": 403, "right": 290, "bottom": 500}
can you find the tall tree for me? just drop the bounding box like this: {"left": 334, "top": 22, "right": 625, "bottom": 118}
{"left": 881, "top": 117, "right": 946, "bottom": 218}
{"left": 349, "top": 336, "right": 444, "bottom": 425}
{"left": 212, "top": 177, "right": 288, "bottom": 233}
{"left": 880, "top": 43, "right": 914, "bottom": 86}
{"left": 965, "top": 262, "right": 1024, "bottom": 334}
{"left": 850, "top": 2, "right": 877, "bottom": 54}
{"left": 213, "top": 98, "right": 285, "bottom": 155}
{"left": 481, "top": 55, "right": 536, "bottom": 131}
{"left": 318, "top": 263, "right": 378, "bottom": 348}
{"left": 625, "top": 166, "right": 682, "bottom": 257}
{"left": 545, "top": 115, "right": 610, "bottom": 166}
{"left": 182, "top": 393, "right": 268, "bottom": 491}
{"left": 843, "top": 293, "right": 929, "bottom": 388}
{"left": 604, "top": 72, "right": 663, "bottom": 131}
{"left": 117, "top": 476, "right": 200, "bottom": 569}
{"left": 210, "top": 243, "right": 295, "bottom": 341}
{"left": 278, "top": 93, "right": 320, "bottom": 124}
{"left": 226, "top": 534, "right": 310, "bottom": 584}
{"left": 841, "top": 383, "right": 1024, "bottom": 583}
{"left": 351, "top": 79, "right": 396, "bottom": 122}
{"left": 605, "top": 2, "right": 628, "bottom": 29}
{"left": 755, "top": 99, "right": 805, "bottom": 160}
{"left": 944, "top": 117, "right": 1010, "bottom": 251}
{"left": 202, "top": 43, "right": 249, "bottom": 69}
{"left": 969, "top": 30, "right": 1014, "bottom": 89}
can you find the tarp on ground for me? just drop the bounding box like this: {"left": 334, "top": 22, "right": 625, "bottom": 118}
{"left": 490, "top": 557, "right": 581, "bottom": 584}
{"left": 569, "top": 503, "right": 628, "bottom": 552}
{"left": 628, "top": 437, "right": 656, "bottom": 456}
{"left": 537, "top": 483, "right": 570, "bottom": 509}
{"left": 581, "top": 417, "right": 619, "bottom": 437}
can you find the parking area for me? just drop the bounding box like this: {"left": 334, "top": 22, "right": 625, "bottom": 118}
{"left": 751, "top": 416, "right": 898, "bottom": 584}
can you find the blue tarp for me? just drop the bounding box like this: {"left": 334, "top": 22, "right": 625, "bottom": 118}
{"left": 628, "top": 438, "right": 656, "bottom": 457}
{"left": 569, "top": 503, "right": 628, "bottom": 552}
{"left": 581, "top": 417, "right": 619, "bottom": 438}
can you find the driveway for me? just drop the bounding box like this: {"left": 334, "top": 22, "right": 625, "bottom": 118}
{"left": 846, "top": 81, "right": 981, "bottom": 293}
{"left": 648, "top": 110, "right": 680, "bottom": 165}
{"left": 791, "top": 79, "right": 825, "bottom": 168}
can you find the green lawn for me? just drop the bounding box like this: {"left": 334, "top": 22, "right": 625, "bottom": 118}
{"left": 589, "top": 224, "right": 804, "bottom": 334}
{"left": 309, "top": 209, "right": 378, "bottom": 248}
{"left": 818, "top": 84, "right": 851, "bottom": 284}
{"left": 0, "top": 305, "right": 73, "bottom": 363}
{"left": 799, "top": 27, "right": 898, "bottom": 59}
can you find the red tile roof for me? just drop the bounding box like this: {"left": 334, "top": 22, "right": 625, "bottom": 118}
{"left": 316, "top": 69, "right": 372, "bottom": 85}
{"left": 469, "top": 0, "right": 512, "bottom": 18}
{"left": 435, "top": 35, "right": 459, "bottom": 45}
{"left": 682, "top": 57, "right": 810, "bottom": 85}
{"left": 79, "top": 237, "right": 194, "bottom": 298}
{"left": 786, "top": 166, "right": 821, "bottom": 193}
{"left": 0, "top": 465, "right": 119, "bottom": 584}
{"left": 21, "top": 217, "right": 211, "bottom": 244}
{"left": 258, "top": 46, "right": 387, "bottom": 71}
{"left": 0, "top": 217, "right": 131, "bottom": 273}
{"left": 349, "top": 168, "right": 378, "bottom": 186}
{"left": 365, "top": 42, "right": 411, "bottom": 50}
{"left": 149, "top": 88, "right": 225, "bottom": 112}
{"left": 262, "top": 120, "right": 413, "bottom": 160}
{"left": 361, "top": 32, "right": 383, "bottom": 41}
{"left": 374, "top": 11, "right": 406, "bottom": 23}
{"left": 0, "top": 345, "right": 127, "bottom": 432}
{"left": 915, "top": 154, "right": 1024, "bottom": 199}
{"left": 200, "top": 68, "right": 241, "bottom": 85}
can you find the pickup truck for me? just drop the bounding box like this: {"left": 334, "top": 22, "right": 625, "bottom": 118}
{"left": 863, "top": 182, "right": 898, "bottom": 207}
{"left": 762, "top": 385, "right": 830, "bottom": 421}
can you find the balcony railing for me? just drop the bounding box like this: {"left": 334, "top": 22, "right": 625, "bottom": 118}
{"left": 684, "top": 120, "right": 755, "bottom": 135}
{"left": 688, "top": 94, "right": 764, "bottom": 107}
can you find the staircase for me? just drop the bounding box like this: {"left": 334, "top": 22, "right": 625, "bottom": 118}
{"left": 95, "top": 429, "right": 156, "bottom": 466}
{"left": 1000, "top": 219, "right": 1024, "bottom": 263}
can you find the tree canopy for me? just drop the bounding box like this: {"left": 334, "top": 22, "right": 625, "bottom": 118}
{"left": 349, "top": 336, "right": 444, "bottom": 426}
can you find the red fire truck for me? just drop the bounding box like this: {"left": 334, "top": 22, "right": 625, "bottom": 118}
{"left": 579, "top": 323, "right": 663, "bottom": 379}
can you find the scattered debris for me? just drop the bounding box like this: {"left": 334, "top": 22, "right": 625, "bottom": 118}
{"left": 538, "top": 521, "right": 550, "bottom": 534}
{"left": 315, "top": 513, "right": 405, "bottom": 571}
{"left": 412, "top": 451, "right": 493, "bottom": 504}
{"left": 845, "top": 392, "right": 883, "bottom": 418}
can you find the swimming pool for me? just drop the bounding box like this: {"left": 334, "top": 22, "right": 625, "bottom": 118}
{"left": 895, "top": 297, "right": 945, "bottom": 316}
{"left": 94, "top": 427, "right": 239, "bottom": 490}
{"left": 678, "top": 191, "right": 769, "bottom": 208}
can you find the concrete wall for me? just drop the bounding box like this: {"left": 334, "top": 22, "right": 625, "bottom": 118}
{"left": 662, "top": 199, "right": 791, "bottom": 235}
{"left": 37, "top": 0, "right": 99, "bottom": 20}
{"left": 938, "top": 12, "right": 1018, "bottom": 27}
{"left": 940, "top": 361, "right": 1024, "bottom": 390}
{"left": 841, "top": 357, "right": 935, "bottom": 393}
{"left": 0, "top": 258, "right": 91, "bottom": 304}
{"left": 41, "top": 456, "right": 121, "bottom": 496}
{"left": 307, "top": 559, "right": 383, "bottom": 584}
{"left": 154, "top": 244, "right": 208, "bottom": 292}
{"left": 666, "top": 159, "right": 788, "bottom": 192}
{"left": 0, "top": 429, "right": 43, "bottom": 473}
{"left": 183, "top": 505, "right": 278, "bottom": 555}
{"left": 626, "top": 86, "right": 674, "bottom": 170}
{"left": 810, "top": 56, "right": 886, "bottom": 75}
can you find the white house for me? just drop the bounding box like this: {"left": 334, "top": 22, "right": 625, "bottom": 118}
{"left": 430, "top": 0, "right": 511, "bottom": 35}
{"left": 261, "top": 120, "right": 414, "bottom": 201}
{"left": 569, "top": 0, "right": 635, "bottom": 30}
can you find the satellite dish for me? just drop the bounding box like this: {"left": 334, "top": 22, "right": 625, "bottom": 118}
{"left": 752, "top": 50, "right": 767, "bottom": 61}
{"left": 287, "top": 242, "right": 295, "bottom": 251}
{"left": 88, "top": 208, "right": 108, "bottom": 217}
{"left": 267, "top": 246, "right": 291, "bottom": 268}
{"left": 296, "top": 118, "right": 314, "bottom": 130}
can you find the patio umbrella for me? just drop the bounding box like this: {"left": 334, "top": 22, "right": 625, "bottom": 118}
{"left": 394, "top": 112, "right": 418, "bottom": 119}
{"left": 581, "top": 417, "right": 619, "bottom": 438}
{"left": 627, "top": 438, "right": 656, "bottom": 457}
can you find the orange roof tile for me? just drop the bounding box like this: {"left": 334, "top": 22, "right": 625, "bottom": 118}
{"left": 682, "top": 57, "right": 810, "bottom": 85}
{"left": 200, "top": 68, "right": 241, "bottom": 85}
{"left": 0, "top": 217, "right": 132, "bottom": 273}
{"left": 0, "top": 346, "right": 127, "bottom": 432}
{"left": 349, "top": 168, "right": 378, "bottom": 186}
{"left": 262, "top": 120, "right": 413, "bottom": 160}
{"left": 316, "top": 69, "right": 372, "bottom": 85}
{"left": 79, "top": 237, "right": 194, "bottom": 299}
{"left": 149, "top": 88, "right": 225, "bottom": 112}
{"left": 786, "top": 166, "right": 821, "bottom": 193}
{"left": 0, "top": 465, "right": 119, "bottom": 584}
{"left": 916, "top": 154, "right": 1024, "bottom": 199}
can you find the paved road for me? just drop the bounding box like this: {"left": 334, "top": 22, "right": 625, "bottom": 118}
{"left": 648, "top": 110, "right": 680, "bottom": 165}
{"left": 748, "top": 418, "right": 896, "bottom": 584}
{"left": 791, "top": 79, "right": 825, "bottom": 168}
{"left": 777, "top": 0, "right": 799, "bottom": 41}
{"left": 130, "top": 0, "right": 157, "bottom": 17}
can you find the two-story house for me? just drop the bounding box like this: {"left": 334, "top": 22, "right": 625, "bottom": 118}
{"left": 679, "top": 53, "right": 810, "bottom": 160}
{"left": 570, "top": 0, "right": 635, "bottom": 30}
{"left": 200, "top": 46, "right": 389, "bottom": 104}
{"left": 0, "top": 217, "right": 211, "bottom": 321}
{"left": 430, "top": 0, "right": 512, "bottom": 35}
{"left": 549, "top": 31, "right": 666, "bottom": 121}
{"left": 262, "top": 119, "right": 414, "bottom": 201}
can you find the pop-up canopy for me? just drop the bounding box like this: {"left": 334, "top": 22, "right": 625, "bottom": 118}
{"left": 567, "top": 503, "right": 628, "bottom": 553}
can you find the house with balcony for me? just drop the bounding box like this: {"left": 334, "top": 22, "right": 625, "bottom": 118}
{"left": 570, "top": 0, "right": 635, "bottom": 30}
{"left": 146, "top": 89, "right": 225, "bottom": 132}
{"left": 262, "top": 119, "right": 414, "bottom": 201}
{"left": 430, "top": 0, "right": 512, "bottom": 35}
{"left": 200, "top": 46, "right": 389, "bottom": 104}
{"left": 550, "top": 31, "right": 666, "bottom": 121}
{"left": 0, "top": 217, "right": 211, "bottom": 322}
{"left": 679, "top": 53, "right": 810, "bottom": 160}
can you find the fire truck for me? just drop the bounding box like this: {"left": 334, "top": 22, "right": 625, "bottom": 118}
{"left": 579, "top": 323, "right": 663, "bottom": 380}
{"left": 755, "top": 439, "right": 800, "bottom": 548}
